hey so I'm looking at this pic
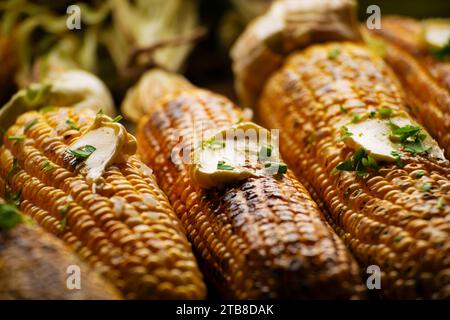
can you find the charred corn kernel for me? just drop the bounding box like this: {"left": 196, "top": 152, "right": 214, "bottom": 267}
{"left": 368, "top": 16, "right": 450, "bottom": 157}
{"left": 259, "top": 41, "right": 450, "bottom": 299}
{"left": 0, "top": 107, "right": 205, "bottom": 300}
{"left": 131, "top": 70, "right": 365, "bottom": 299}
{"left": 0, "top": 196, "right": 122, "bottom": 299}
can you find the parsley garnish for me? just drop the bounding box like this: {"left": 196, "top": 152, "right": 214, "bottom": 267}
{"left": 328, "top": 47, "right": 341, "bottom": 59}
{"left": 340, "top": 126, "right": 353, "bottom": 141}
{"left": 351, "top": 113, "right": 361, "bottom": 123}
{"left": 436, "top": 197, "right": 446, "bottom": 210}
{"left": 8, "top": 135, "right": 25, "bottom": 142}
{"left": 415, "top": 171, "right": 425, "bottom": 178}
{"left": 24, "top": 119, "right": 38, "bottom": 132}
{"left": 111, "top": 115, "right": 123, "bottom": 122}
{"left": 389, "top": 123, "right": 430, "bottom": 156}
{"left": 68, "top": 145, "right": 96, "bottom": 160}
{"left": 59, "top": 204, "right": 69, "bottom": 232}
{"left": 217, "top": 160, "right": 233, "bottom": 170}
{"left": 66, "top": 119, "right": 80, "bottom": 131}
{"left": 390, "top": 151, "right": 404, "bottom": 168}
{"left": 392, "top": 235, "right": 403, "bottom": 243}
{"left": 308, "top": 132, "right": 316, "bottom": 145}
{"left": 421, "top": 183, "right": 432, "bottom": 192}
{"left": 0, "top": 203, "right": 22, "bottom": 230}
{"left": 264, "top": 161, "right": 288, "bottom": 174}
{"left": 39, "top": 106, "right": 55, "bottom": 113}
{"left": 41, "top": 160, "right": 55, "bottom": 172}
{"left": 368, "top": 111, "right": 377, "bottom": 119}
{"left": 378, "top": 107, "right": 393, "bottom": 118}
{"left": 334, "top": 148, "right": 378, "bottom": 177}
{"left": 260, "top": 145, "right": 272, "bottom": 159}
{"left": 340, "top": 105, "right": 348, "bottom": 113}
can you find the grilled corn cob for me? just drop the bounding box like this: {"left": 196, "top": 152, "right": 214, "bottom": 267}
{"left": 0, "top": 107, "right": 206, "bottom": 299}
{"left": 130, "top": 70, "right": 365, "bottom": 299}
{"left": 256, "top": 42, "right": 450, "bottom": 299}
{"left": 0, "top": 197, "right": 122, "bottom": 299}
{"left": 368, "top": 16, "right": 450, "bottom": 157}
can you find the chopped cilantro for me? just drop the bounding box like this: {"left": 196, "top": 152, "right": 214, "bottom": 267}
{"left": 41, "top": 160, "right": 55, "bottom": 173}
{"left": 340, "top": 126, "right": 353, "bottom": 141}
{"left": 68, "top": 145, "right": 96, "bottom": 160}
{"left": 389, "top": 123, "right": 430, "bottom": 156}
{"left": 217, "top": 160, "right": 233, "bottom": 170}
{"left": 421, "top": 183, "right": 432, "bottom": 192}
{"left": 111, "top": 115, "right": 123, "bottom": 123}
{"left": 415, "top": 171, "right": 425, "bottom": 178}
{"left": 390, "top": 151, "right": 404, "bottom": 168}
{"left": 334, "top": 148, "right": 378, "bottom": 177}
{"left": 264, "top": 161, "right": 287, "bottom": 174}
{"left": 66, "top": 119, "right": 80, "bottom": 130}
{"left": 436, "top": 197, "right": 446, "bottom": 210}
{"left": 378, "top": 107, "right": 393, "bottom": 118}
{"left": 259, "top": 145, "right": 272, "bottom": 159}
{"left": 328, "top": 47, "right": 341, "bottom": 59}
{"left": 8, "top": 135, "right": 25, "bottom": 142}
{"left": 351, "top": 113, "right": 361, "bottom": 123}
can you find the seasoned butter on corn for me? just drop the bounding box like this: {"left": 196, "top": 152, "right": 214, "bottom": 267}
{"left": 189, "top": 122, "right": 285, "bottom": 188}
{"left": 66, "top": 114, "right": 137, "bottom": 183}
{"left": 341, "top": 113, "right": 445, "bottom": 162}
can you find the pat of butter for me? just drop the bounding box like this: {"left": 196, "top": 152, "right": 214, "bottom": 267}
{"left": 67, "top": 114, "right": 137, "bottom": 182}
{"left": 190, "top": 122, "right": 282, "bottom": 189}
{"left": 342, "top": 115, "right": 445, "bottom": 162}
{"left": 423, "top": 19, "right": 450, "bottom": 49}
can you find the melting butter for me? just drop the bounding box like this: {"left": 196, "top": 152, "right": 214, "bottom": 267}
{"left": 190, "top": 122, "right": 282, "bottom": 189}
{"left": 422, "top": 19, "right": 450, "bottom": 49}
{"left": 342, "top": 114, "right": 445, "bottom": 162}
{"left": 67, "top": 114, "right": 137, "bottom": 183}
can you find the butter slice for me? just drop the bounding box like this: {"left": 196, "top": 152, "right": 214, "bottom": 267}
{"left": 423, "top": 19, "right": 450, "bottom": 49}
{"left": 343, "top": 115, "right": 445, "bottom": 162}
{"left": 190, "top": 122, "right": 280, "bottom": 189}
{"left": 68, "top": 114, "right": 137, "bottom": 183}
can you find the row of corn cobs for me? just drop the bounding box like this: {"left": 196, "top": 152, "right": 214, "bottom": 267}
{"left": 0, "top": 1, "right": 449, "bottom": 299}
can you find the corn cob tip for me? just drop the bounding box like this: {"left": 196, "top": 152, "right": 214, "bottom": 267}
{"left": 122, "top": 69, "right": 193, "bottom": 123}
{"left": 231, "top": 0, "right": 362, "bottom": 108}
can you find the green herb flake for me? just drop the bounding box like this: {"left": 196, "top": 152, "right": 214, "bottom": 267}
{"left": 415, "top": 171, "right": 425, "bottom": 178}
{"left": 66, "top": 119, "right": 80, "bottom": 131}
{"left": 111, "top": 115, "right": 123, "bottom": 123}
{"left": 339, "top": 126, "right": 353, "bottom": 141}
{"left": 390, "top": 151, "right": 405, "bottom": 168}
{"left": 39, "top": 106, "right": 55, "bottom": 114}
{"left": 59, "top": 204, "right": 70, "bottom": 232}
{"left": 41, "top": 160, "right": 55, "bottom": 173}
{"left": 264, "top": 162, "right": 288, "bottom": 174}
{"left": 328, "top": 47, "right": 341, "bottom": 60}
{"left": 436, "top": 197, "right": 446, "bottom": 210}
{"left": 421, "top": 183, "right": 432, "bottom": 192}
{"left": 68, "top": 145, "right": 96, "bottom": 160}
{"left": 96, "top": 109, "right": 104, "bottom": 115}
{"left": 259, "top": 145, "right": 273, "bottom": 159}
{"left": 351, "top": 113, "right": 361, "bottom": 123}
{"left": 308, "top": 132, "right": 316, "bottom": 145}
{"left": 0, "top": 203, "right": 22, "bottom": 230}
{"left": 217, "top": 160, "right": 234, "bottom": 170}
{"left": 8, "top": 135, "right": 25, "bottom": 142}
{"left": 339, "top": 105, "right": 348, "bottom": 113}
{"left": 24, "top": 119, "right": 39, "bottom": 132}
{"left": 334, "top": 148, "right": 379, "bottom": 177}
{"left": 368, "top": 111, "right": 377, "bottom": 119}
{"left": 378, "top": 107, "right": 393, "bottom": 118}
{"left": 389, "top": 123, "right": 430, "bottom": 156}
{"left": 392, "top": 235, "right": 403, "bottom": 243}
